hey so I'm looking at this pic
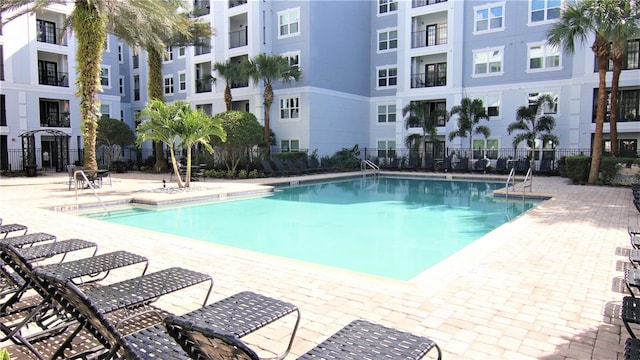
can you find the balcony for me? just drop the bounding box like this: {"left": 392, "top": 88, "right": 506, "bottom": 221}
{"left": 229, "top": 0, "right": 247, "bottom": 8}
{"left": 195, "top": 78, "right": 212, "bottom": 93}
{"left": 36, "top": 20, "right": 67, "bottom": 46}
{"left": 229, "top": 28, "right": 248, "bottom": 49}
{"left": 410, "top": 62, "right": 447, "bottom": 88}
{"left": 412, "top": 0, "right": 447, "bottom": 8}
{"left": 192, "top": 0, "right": 210, "bottom": 16}
{"left": 39, "top": 71, "right": 69, "bottom": 87}
{"left": 411, "top": 24, "right": 447, "bottom": 49}
{"left": 40, "top": 99, "right": 70, "bottom": 128}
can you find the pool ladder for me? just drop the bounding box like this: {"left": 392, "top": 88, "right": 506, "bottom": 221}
{"left": 73, "top": 170, "right": 109, "bottom": 214}
{"left": 505, "top": 167, "right": 533, "bottom": 200}
{"left": 361, "top": 160, "right": 380, "bottom": 177}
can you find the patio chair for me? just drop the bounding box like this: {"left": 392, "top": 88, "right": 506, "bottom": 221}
{"left": 272, "top": 158, "right": 289, "bottom": 175}
{"left": 622, "top": 296, "right": 640, "bottom": 339}
{"left": 0, "top": 222, "right": 28, "bottom": 239}
{"left": 538, "top": 159, "right": 554, "bottom": 174}
{"left": 423, "top": 157, "right": 436, "bottom": 172}
{"left": 261, "top": 159, "right": 283, "bottom": 176}
{"left": 625, "top": 337, "right": 640, "bottom": 359}
{"left": 514, "top": 159, "right": 531, "bottom": 174}
{"left": 471, "top": 158, "right": 489, "bottom": 173}
{"left": 166, "top": 318, "right": 441, "bottom": 360}
{"left": 495, "top": 157, "right": 508, "bottom": 174}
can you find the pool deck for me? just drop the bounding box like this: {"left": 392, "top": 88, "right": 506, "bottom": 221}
{"left": 0, "top": 170, "right": 637, "bottom": 359}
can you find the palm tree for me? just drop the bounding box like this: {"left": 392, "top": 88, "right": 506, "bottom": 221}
{"left": 507, "top": 94, "right": 559, "bottom": 162}
{"left": 137, "top": 100, "right": 226, "bottom": 187}
{"left": 547, "top": 0, "right": 620, "bottom": 183}
{"left": 608, "top": 1, "right": 640, "bottom": 156}
{"left": 448, "top": 97, "right": 490, "bottom": 168}
{"left": 244, "top": 53, "right": 301, "bottom": 147}
{"left": 2, "top": 0, "right": 193, "bottom": 171}
{"left": 214, "top": 59, "right": 245, "bottom": 111}
{"left": 402, "top": 101, "right": 444, "bottom": 166}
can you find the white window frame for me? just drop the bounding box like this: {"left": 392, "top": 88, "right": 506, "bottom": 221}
{"left": 377, "top": 65, "right": 398, "bottom": 89}
{"left": 280, "top": 97, "right": 300, "bottom": 120}
{"left": 178, "top": 71, "right": 187, "bottom": 93}
{"left": 529, "top": 0, "right": 562, "bottom": 25}
{"left": 100, "top": 66, "right": 111, "bottom": 88}
{"left": 527, "top": 42, "right": 562, "bottom": 72}
{"left": 378, "top": 0, "right": 398, "bottom": 15}
{"left": 473, "top": 2, "right": 505, "bottom": 34}
{"left": 528, "top": 91, "right": 559, "bottom": 114}
{"left": 119, "top": 76, "right": 125, "bottom": 96}
{"left": 178, "top": 46, "right": 186, "bottom": 58}
{"left": 282, "top": 51, "right": 301, "bottom": 70}
{"left": 163, "top": 46, "right": 173, "bottom": 63}
{"left": 163, "top": 75, "right": 174, "bottom": 96}
{"left": 278, "top": 8, "right": 300, "bottom": 39}
{"left": 474, "top": 94, "right": 501, "bottom": 117}
{"left": 377, "top": 104, "right": 396, "bottom": 123}
{"left": 99, "top": 104, "right": 110, "bottom": 119}
{"left": 280, "top": 139, "right": 300, "bottom": 152}
{"left": 376, "top": 140, "right": 397, "bottom": 159}
{"left": 377, "top": 28, "right": 398, "bottom": 53}
{"left": 117, "top": 43, "right": 124, "bottom": 63}
{"left": 472, "top": 47, "right": 504, "bottom": 77}
{"left": 133, "top": 75, "right": 140, "bottom": 101}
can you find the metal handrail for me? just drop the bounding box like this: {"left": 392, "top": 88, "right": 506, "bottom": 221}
{"left": 74, "top": 170, "right": 109, "bottom": 213}
{"left": 361, "top": 160, "right": 380, "bottom": 176}
{"left": 505, "top": 167, "right": 516, "bottom": 199}
{"left": 522, "top": 168, "right": 533, "bottom": 198}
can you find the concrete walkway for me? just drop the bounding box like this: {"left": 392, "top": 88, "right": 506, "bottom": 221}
{"left": 0, "top": 170, "right": 636, "bottom": 359}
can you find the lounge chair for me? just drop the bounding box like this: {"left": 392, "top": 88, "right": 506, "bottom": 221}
{"left": 1, "top": 243, "right": 211, "bottom": 359}
{"left": 495, "top": 157, "right": 507, "bottom": 174}
{"left": 635, "top": 199, "right": 640, "bottom": 214}
{"left": 471, "top": 159, "right": 489, "bottom": 173}
{"left": 622, "top": 296, "right": 640, "bottom": 338}
{"left": 538, "top": 159, "right": 553, "bottom": 174}
{"left": 272, "top": 157, "right": 289, "bottom": 175}
{"left": 454, "top": 157, "right": 469, "bottom": 172}
{"left": 626, "top": 337, "right": 640, "bottom": 359}
{"left": 261, "top": 159, "right": 281, "bottom": 176}
{"left": 37, "top": 262, "right": 300, "bottom": 360}
{"left": 285, "top": 159, "right": 302, "bottom": 175}
{"left": 514, "top": 159, "right": 530, "bottom": 174}
{"left": 166, "top": 318, "right": 442, "bottom": 360}
{"left": 0, "top": 220, "right": 27, "bottom": 239}
{"left": 423, "top": 157, "right": 435, "bottom": 172}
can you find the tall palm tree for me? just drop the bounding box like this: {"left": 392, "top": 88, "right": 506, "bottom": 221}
{"left": 214, "top": 59, "right": 245, "bottom": 111}
{"left": 547, "top": 0, "right": 620, "bottom": 183}
{"left": 608, "top": 1, "right": 640, "bottom": 156}
{"left": 402, "top": 101, "right": 444, "bottom": 166}
{"left": 448, "top": 97, "right": 490, "bottom": 167}
{"left": 137, "top": 100, "right": 226, "bottom": 187}
{"left": 507, "top": 94, "right": 559, "bottom": 161}
{"left": 244, "top": 53, "right": 301, "bottom": 147}
{"left": 3, "top": 0, "right": 192, "bottom": 171}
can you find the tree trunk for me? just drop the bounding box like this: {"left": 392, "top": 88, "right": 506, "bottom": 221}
{"left": 75, "top": 1, "right": 106, "bottom": 171}
{"left": 225, "top": 85, "right": 232, "bottom": 111}
{"left": 610, "top": 57, "right": 623, "bottom": 156}
{"left": 263, "top": 83, "right": 273, "bottom": 149}
{"left": 589, "top": 45, "right": 609, "bottom": 184}
{"left": 168, "top": 147, "right": 184, "bottom": 188}
{"left": 147, "top": 49, "right": 168, "bottom": 172}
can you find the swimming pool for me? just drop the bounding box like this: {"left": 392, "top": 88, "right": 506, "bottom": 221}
{"left": 85, "top": 176, "right": 540, "bottom": 280}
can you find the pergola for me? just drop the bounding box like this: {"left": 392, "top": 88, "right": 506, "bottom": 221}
{"left": 19, "top": 129, "right": 70, "bottom": 174}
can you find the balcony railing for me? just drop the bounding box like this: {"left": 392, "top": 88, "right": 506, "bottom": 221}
{"left": 39, "top": 71, "right": 69, "bottom": 87}
{"left": 195, "top": 44, "right": 211, "bottom": 56}
{"left": 195, "top": 78, "right": 212, "bottom": 93}
{"left": 229, "top": 0, "right": 247, "bottom": 8}
{"left": 412, "top": 0, "right": 447, "bottom": 8}
{"left": 411, "top": 24, "right": 447, "bottom": 48}
{"left": 410, "top": 72, "right": 446, "bottom": 88}
{"left": 229, "top": 28, "right": 248, "bottom": 49}
{"left": 41, "top": 113, "right": 70, "bottom": 128}
{"left": 192, "top": 0, "right": 210, "bottom": 16}
{"left": 230, "top": 80, "right": 248, "bottom": 89}
{"left": 36, "top": 26, "right": 67, "bottom": 46}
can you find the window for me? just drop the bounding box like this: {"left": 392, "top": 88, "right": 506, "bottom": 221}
{"left": 379, "top": 0, "right": 398, "bottom": 14}
{"left": 117, "top": 43, "right": 124, "bottom": 63}
{"left": 120, "top": 110, "right": 124, "bottom": 121}
{"left": 377, "top": 140, "right": 396, "bottom": 159}
{"left": 598, "top": 38, "right": 640, "bottom": 71}
{"left": 133, "top": 75, "right": 140, "bottom": 101}
{"left": 528, "top": 43, "right": 561, "bottom": 71}
{"left": 424, "top": 62, "right": 447, "bottom": 87}
{"left": 378, "top": 29, "right": 398, "bottom": 51}
{"left": 528, "top": 92, "right": 558, "bottom": 114}
{"left": 0, "top": 46, "right": 3, "bottom": 81}
{"left": 473, "top": 48, "right": 503, "bottom": 76}
{"left": 0, "top": 95, "right": 6, "bottom": 126}
{"left": 100, "top": 67, "right": 110, "bottom": 87}
{"left": 530, "top": 0, "right": 561, "bottom": 24}
{"left": 377, "top": 66, "right": 398, "bottom": 88}
{"left": 163, "top": 46, "right": 173, "bottom": 62}
{"left": 280, "top": 97, "right": 299, "bottom": 119}
{"left": 474, "top": 2, "right": 504, "bottom": 33}
{"left": 477, "top": 95, "right": 500, "bottom": 116}
{"left": 284, "top": 52, "right": 300, "bottom": 70}
{"left": 377, "top": 104, "right": 396, "bottom": 123}
{"left": 280, "top": 139, "right": 300, "bottom": 152}
{"left": 178, "top": 47, "right": 186, "bottom": 58}
{"left": 164, "top": 75, "right": 174, "bottom": 96}
{"left": 178, "top": 71, "right": 187, "bottom": 92}
{"left": 593, "top": 88, "right": 640, "bottom": 122}
{"left": 132, "top": 49, "right": 139, "bottom": 69}
{"left": 39, "top": 99, "right": 70, "bottom": 127}
{"left": 473, "top": 139, "right": 500, "bottom": 159}
{"left": 278, "top": 8, "right": 300, "bottom": 38}
{"left": 36, "top": 20, "right": 57, "bottom": 44}
{"left": 119, "top": 76, "right": 125, "bottom": 96}
{"left": 99, "top": 104, "right": 110, "bottom": 120}
{"left": 407, "top": 100, "right": 447, "bottom": 127}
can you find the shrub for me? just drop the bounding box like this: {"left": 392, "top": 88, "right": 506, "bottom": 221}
{"left": 225, "top": 169, "right": 237, "bottom": 178}
{"left": 109, "top": 160, "right": 128, "bottom": 173}
{"left": 565, "top": 156, "right": 590, "bottom": 184}
{"left": 238, "top": 169, "right": 248, "bottom": 178}
{"left": 248, "top": 169, "right": 260, "bottom": 178}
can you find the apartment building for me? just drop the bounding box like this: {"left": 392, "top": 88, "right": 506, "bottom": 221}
{"left": 0, "top": 0, "right": 638, "bottom": 172}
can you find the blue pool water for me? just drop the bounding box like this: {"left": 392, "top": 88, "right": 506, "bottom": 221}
{"left": 85, "top": 177, "right": 540, "bottom": 280}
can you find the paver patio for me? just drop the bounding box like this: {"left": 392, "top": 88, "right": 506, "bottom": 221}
{"left": 0, "top": 170, "right": 636, "bottom": 359}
